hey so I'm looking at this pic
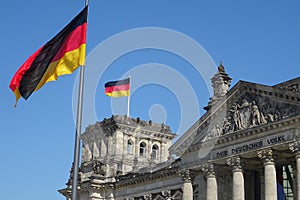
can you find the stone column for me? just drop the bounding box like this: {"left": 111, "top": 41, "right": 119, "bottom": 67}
{"left": 201, "top": 162, "right": 218, "bottom": 200}
{"left": 148, "top": 139, "right": 153, "bottom": 159}
{"left": 180, "top": 169, "right": 193, "bottom": 200}
{"left": 227, "top": 156, "right": 244, "bottom": 200}
{"left": 257, "top": 149, "right": 277, "bottom": 200}
{"left": 290, "top": 141, "right": 300, "bottom": 200}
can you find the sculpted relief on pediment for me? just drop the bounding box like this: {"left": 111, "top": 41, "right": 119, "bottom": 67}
{"left": 201, "top": 92, "right": 300, "bottom": 141}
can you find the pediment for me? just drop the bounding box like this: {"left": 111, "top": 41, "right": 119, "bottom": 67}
{"left": 199, "top": 88, "right": 300, "bottom": 142}
{"left": 170, "top": 80, "right": 300, "bottom": 157}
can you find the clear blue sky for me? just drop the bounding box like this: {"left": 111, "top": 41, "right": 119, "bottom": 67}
{"left": 1, "top": 1, "right": 300, "bottom": 200}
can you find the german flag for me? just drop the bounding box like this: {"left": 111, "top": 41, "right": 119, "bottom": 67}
{"left": 105, "top": 78, "right": 130, "bottom": 97}
{"left": 9, "top": 6, "right": 88, "bottom": 105}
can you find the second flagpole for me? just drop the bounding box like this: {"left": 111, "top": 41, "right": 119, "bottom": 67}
{"left": 127, "top": 76, "right": 131, "bottom": 118}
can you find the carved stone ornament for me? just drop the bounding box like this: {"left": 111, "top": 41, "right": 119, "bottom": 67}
{"left": 281, "top": 83, "right": 300, "bottom": 94}
{"left": 180, "top": 169, "right": 191, "bottom": 182}
{"left": 202, "top": 92, "right": 300, "bottom": 142}
{"left": 227, "top": 156, "right": 242, "bottom": 171}
{"left": 143, "top": 194, "right": 152, "bottom": 200}
{"left": 257, "top": 148, "right": 274, "bottom": 164}
{"left": 92, "top": 160, "right": 106, "bottom": 176}
{"left": 289, "top": 141, "right": 300, "bottom": 155}
{"left": 211, "top": 62, "right": 232, "bottom": 99}
{"left": 201, "top": 162, "right": 215, "bottom": 177}
{"left": 161, "top": 190, "right": 171, "bottom": 198}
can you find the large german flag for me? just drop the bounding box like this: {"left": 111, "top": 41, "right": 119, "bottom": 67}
{"left": 105, "top": 78, "right": 130, "bottom": 97}
{"left": 9, "top": 6, "right": 88, "bottom": 105}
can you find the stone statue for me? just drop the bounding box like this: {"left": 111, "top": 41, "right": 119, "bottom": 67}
{"left": 251, "top": 101, "right": 261, "bottom": 126}
{"left": 82, "top": 143, "right": 92, "bottom": 162}
{"left": 250, "top": 101, "right": 267, "bottom": 126}
{"left": 93, "top": 161, "right": 106, "bottom": 176}
{"left": 230, "top": 103, "right": 243, "bottom": 130}
{"left": 223, "top": 117, "right": 232, "bottom": 134}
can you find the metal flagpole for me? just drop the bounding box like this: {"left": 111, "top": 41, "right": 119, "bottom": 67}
{"left": 127, "top": 76, "right": 131, "bottom": 118}
{"left": 71, "top": 1, "right": 89, "bottom": 200}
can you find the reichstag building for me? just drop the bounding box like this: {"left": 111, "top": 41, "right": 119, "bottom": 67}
{"left": 59, "top": 63, "right": 300, "bottom": 200}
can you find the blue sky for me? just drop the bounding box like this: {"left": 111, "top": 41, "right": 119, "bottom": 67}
{"left": 1, "top": 1, "right": 300, "bottom": 200}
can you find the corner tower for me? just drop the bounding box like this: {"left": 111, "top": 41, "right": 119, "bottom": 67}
{"left": 59, "top": 115, "right": 177, "bottom": 199}
{"left": 80, "top": 115, "right": 176, "bottom": 175}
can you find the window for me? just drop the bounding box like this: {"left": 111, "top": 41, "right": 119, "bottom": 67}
{"left": 127, "top": 140, "right": 133, "bottom": 154}
{"left": 151, "top": 144, "right": 159, "bottom": 159}
{"left": 139, "top": 142, "right": 146, "bottom": 156}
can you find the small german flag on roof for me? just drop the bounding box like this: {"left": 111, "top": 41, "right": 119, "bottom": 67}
{"left": 105, "top": 78, "right": 130, "bottom": 98}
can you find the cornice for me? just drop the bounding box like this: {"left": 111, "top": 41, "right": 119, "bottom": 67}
{"left": 81, "top": 115, "right": 177, "bottom": 140}
{"left": 115, "top": 166, "right": 179, "bottom": 188}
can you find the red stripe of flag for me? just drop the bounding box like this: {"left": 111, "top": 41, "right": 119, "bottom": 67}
{"left": 52, "top": 23, "right": 87, "bottom": 62}
{"left": 105, "top": 83, "right": 130, "bottom": 93}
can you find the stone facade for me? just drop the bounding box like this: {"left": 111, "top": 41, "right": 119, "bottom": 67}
{"left": 59, "top": 64, "right": 300, "bottom": 200}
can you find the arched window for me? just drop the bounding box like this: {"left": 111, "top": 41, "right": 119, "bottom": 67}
{"left": 139, "top": 142, "right": 146, "bottom": 156}
{"left": 127, "top": 140, "right": 133, "bottom": 154}
{"left": 151, "top": 144, "right": 159, "bottom": 159}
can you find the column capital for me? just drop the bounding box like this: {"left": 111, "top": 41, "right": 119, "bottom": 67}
{"left": 257, "top": 148, "right": 274, "bottom": 165}
{"left": 227, "top": 156, "right": 242, "bottom": 172}
{"left": 180, "top": 169, "right": 191, "bottom": 182}
{"left": 289, "top": 141, "right": 300, "bottom": 156}
{"left": 201, "top": 162, "right": 215, "bottom": 177}
{"left": 143, "top": 194, "right": 152, "bottom": 200}
{"left": 161, "top": 190, "right": 171, "bottom": 198}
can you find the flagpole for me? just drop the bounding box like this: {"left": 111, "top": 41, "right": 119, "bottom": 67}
{"left": 127, "top": 76, "right": 131, "bottom": 118}
{"left": 71, "top": 1, "right": 89, "bottom": 200}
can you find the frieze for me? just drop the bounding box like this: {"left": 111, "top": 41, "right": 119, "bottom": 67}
{"left": 211, "top": 130, "right": 294, "bottom": 159}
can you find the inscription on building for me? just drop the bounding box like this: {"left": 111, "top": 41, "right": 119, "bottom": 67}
{"left": 212, "top": 131, "right": 293, "bottom": 159}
